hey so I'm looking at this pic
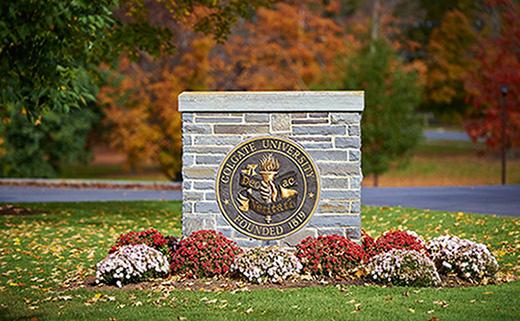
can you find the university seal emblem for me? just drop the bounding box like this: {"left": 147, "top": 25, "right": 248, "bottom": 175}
{"left": 216, "top": 136, "right": 320, "bottom": 240}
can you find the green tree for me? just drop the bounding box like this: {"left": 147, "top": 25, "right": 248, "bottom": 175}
{"left": 0, "top": 0, "right": 269, "bottom": 178}
{"left": 343, "top": 40, "right": 422, "bottom": 186}
{"left": 0, "top": 0, "right": 269, "bottom": 119}
{"left": 0, "top": 108, "right": 99, "bottom": 177}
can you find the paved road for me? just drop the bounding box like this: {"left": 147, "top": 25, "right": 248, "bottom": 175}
{"left": 1, "top": 185, "right": 518, "bottom": 217}
{"left": 0, "top": 186, "right": 181, "bottom": 202}
{"left": 423, "top": 129, "right": 472, "bottom": 142}
{"left": 362, "top": 185, "right": 520, "bottom": 217}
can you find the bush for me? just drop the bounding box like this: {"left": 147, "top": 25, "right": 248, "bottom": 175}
{"left": 367, "top": 249, "right": 441, "bottom": 287}
{"left": 96, "top": 244, "right": 170, "bottom": 287}
{"left": 426, "top": 235, "right": 499, "bottom": 282}
{"left": 342, "top": 39, "right": 422, "bottom": 185}
{"left": 110, "top": 228, "right": 178, "bottom": 259}
{"left": 170, "top": 230, "right": 242, "bottom": 278}
{"left": 371, "top": 230, "right": 426, "bottom": 257}
{"left": 232, "top": 246, "right": 302, "bottom": 284}
{"left": 0, "top": 107, "right": 99, "bottom": 178}
{"left": 296, "top": 235, "right": 366, "bottom": 278}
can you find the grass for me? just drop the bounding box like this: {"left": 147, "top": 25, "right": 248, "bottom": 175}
{"left": 0, "top": 201, "right": 518, "bottom": 320}
{"left": 372, "top": 140, "right": 520, "bottom": 187}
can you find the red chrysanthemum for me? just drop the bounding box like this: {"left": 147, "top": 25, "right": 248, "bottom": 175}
{"left": 170, "top": 230, "right": 242, "bottom": 278}
{"left": 110, "top": 228, "right": 178, "bottom": 259}
{"left": 372, "top": 230, "right": 426, "bottom": 256}
{"left": 295, "top": 234, "right": 366, "bottom": 278}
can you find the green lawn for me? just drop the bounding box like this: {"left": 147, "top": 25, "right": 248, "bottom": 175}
{"left": 0, "top": 201, "right": 518, "bottom": 320}
{"left": 370, "top": 140, "right": 520, "bottom": 186}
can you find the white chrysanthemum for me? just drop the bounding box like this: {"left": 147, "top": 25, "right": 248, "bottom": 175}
{"left": 96, "top": 244, "right": 170, "bottom": 287}
{"left": 367, "top": 249, "right": 441, "bottom": 287}
{"left": 231, "top": 246, "right": 302, "bottom": 284}
{"left": 426, "top": 235, "right": 498, "bottom": 282}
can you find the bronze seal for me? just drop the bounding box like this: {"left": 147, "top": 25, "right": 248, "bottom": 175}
{"left": 216, "top": 136, "right": 320, "bottom": 240}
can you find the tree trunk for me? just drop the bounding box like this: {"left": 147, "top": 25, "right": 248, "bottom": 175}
{"left": 373, "top": 173, "right": 379, "bottom": 187}
{"left": 370, "top": 0, "right": 381, "bottom": 53}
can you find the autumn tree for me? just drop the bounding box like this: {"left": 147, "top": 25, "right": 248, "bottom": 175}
{"left": 463, "top": 0, "right": 520, "bottom": 150}
{"left": 99, "top": 37, "right": 214, "bottom": 180}
{"left": 400, "top": 0, "right": 481, "bottom": 57}
{"left": 100, "top": 0, "right": 359, "bottom": 179}
{"left": 391, "top": 0, "right": 487, "bottom": 117}
{"left": 425, "top": 10, "right": 477, "bottom": 116}
{"left": 213, "top": 0, "right": 352, "bottom": 90}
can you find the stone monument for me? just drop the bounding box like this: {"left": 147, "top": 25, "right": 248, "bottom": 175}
{"left": 179, "top": 91, "right": 364, "bottom": 246}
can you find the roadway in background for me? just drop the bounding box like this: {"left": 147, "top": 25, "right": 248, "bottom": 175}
{"left": 1, "top": 184, "right": 518, "bottom": 217}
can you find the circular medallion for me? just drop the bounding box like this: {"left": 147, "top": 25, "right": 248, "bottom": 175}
{"left": 216, "top": 136, "right": 320, "bottom": 240}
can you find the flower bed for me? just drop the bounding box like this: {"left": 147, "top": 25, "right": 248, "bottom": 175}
{"left": 362, "top": 230, "right": 378, "bottom": 258}
{"left": 368, "top": 230, "right": 426, "bottom": 257}
{"left": 95, "top": 228, "right": 500, "bottom": 288}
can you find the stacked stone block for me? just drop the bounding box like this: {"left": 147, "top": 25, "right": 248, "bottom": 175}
{"left": 180, "top": 92, "right": 364, "bottom": 247}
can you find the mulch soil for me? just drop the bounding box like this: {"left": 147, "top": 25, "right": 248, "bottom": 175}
{"left": 78, "top": 275, "right": 368, "bottom": 292}
{"left": 70, "top": 273, "right": 501, "bottom": 292}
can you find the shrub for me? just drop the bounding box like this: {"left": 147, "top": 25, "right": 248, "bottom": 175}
{"left": 110, "top": 228, "right": 178, "bottom": 259}
{"left": 372, "top": 230, "right": 426, "bottom": 256}
{"left": 96, "top": 244, "right": 170, "bottom": 287}
{"left": 426, "top": 235, "right": 499, "bottom": 282}
{"left": 232, "top": 246, "right": 302, "bottom": 284}
{"left": 367, "top": 249, "right": 441, "bottom": 287}
{"left": 296, "top": 235, "right": 366, "bottom": 278}
{"left": 170, "top": 230, "right": 242, "bottom": 278}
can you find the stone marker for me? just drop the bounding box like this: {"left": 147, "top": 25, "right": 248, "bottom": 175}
{"left": 179, "top": 91, "right": 364, "bottom": 246}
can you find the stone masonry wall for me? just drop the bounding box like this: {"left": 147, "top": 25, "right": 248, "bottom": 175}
{"left": 182, "top": 111, "right": 362, "bottom": 247}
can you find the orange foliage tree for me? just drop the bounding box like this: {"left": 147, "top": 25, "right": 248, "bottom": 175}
{"left": 100, "top": 0, "right": 362, "bottom": 180}
{"left": 463, "top": 0, "right": 520, "bottom": 149}
{"left": 98, "top": 37, "right": 214, "bottom": 180}
{"left": 99, "top": 0, "right": 432, "bottom": 180}
{"left": 426, "top": 10, "right": 477, "bottom": 109}
{"left": 213, "top": 1, "right": 352, "bottom": 90}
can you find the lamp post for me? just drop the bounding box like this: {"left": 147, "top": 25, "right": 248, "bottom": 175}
{"left": 500, "top": 85, "right": 508, "bottom": 185}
